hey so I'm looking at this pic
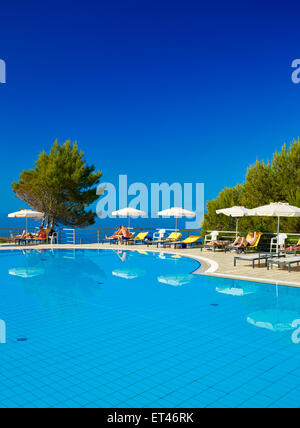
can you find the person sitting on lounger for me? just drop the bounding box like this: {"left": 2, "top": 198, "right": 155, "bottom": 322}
{"left": 11, "top": 230, "right": 27, "bottom": 240}
{"left": 106, "top": 226, "right": 123, "bottom": 240}
{"left": 229, "top": 232, "right": 258, "bottom": 248}
{"left": 35, "top": 227, "right": 46, "bottom": 240}
{"left": 117, "top": 226, "right": 132, "bottom": 243}
{"left": 120, "top": 226, "right": 131, "bottom": 239}
{"left": 207, "top": 240, "right": 231, "bottom": 246}
{"left": 106, "top": 226, "right": 131, "bottom": 242}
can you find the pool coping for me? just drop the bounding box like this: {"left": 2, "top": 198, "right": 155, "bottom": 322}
{"left": 1, "top": 243, "right": 300, "bottom": 288}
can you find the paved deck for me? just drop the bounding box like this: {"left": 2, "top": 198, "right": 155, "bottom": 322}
{"left": 1, "top": 243, "right": 300, "bottom": 288}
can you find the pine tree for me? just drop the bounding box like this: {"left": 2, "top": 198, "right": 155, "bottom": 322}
{"left": 204, "top": 185, "right": 243, "bottom": 231}
{"left": 202, "top": 139, "right": 300, "bottom": 233}
{"left": 12, "top": 140, "right": 102, "bottom": 227}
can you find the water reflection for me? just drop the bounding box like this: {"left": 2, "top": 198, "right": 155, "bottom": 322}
{"left": 247, "top": 309, "right": 300, "bottom": 332}
{"left": 9, "top": 267, "right": 45, "bottom": 279}
{"left": 155, "top": 253, "right": 183, "bottom": 262}
{"left": 113, "top": 250, "right": 130, "bottom": 262}
{"left": 208, "top": 276, "right": 300, "bottom": 344}
{"left": 112, "top": 268, "right": 146, "bottom": 280}
{"left": 8, "top": 250, "right": 106, "bottom": 320}
{"left": 157, "top": 253, "right": 166, "bottom": 260}
{"left": 216, "top": 283, "right": 257, "bottom": 296}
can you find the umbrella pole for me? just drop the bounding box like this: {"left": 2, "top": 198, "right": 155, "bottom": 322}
{"left": 128, "top": 215, "right": 130, "bottom": 229}
{"left": 277, "top": 216, "right": 280, "bottom": 254}
{"left": 236, "top": 218, "right": 239, "bottom": 237}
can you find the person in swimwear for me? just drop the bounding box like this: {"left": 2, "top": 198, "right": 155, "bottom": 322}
{"left": 280, "top": 243, "right": 300, "bottom": 251}
{"left": 229, "top": 232, "right": 258, "bottom": 248}
{"left": 106, "top": 226, "right": 132, "bottom": 243}
{"left": 105, "top": 226, "right": 123, "bottom": 240}
{"left": 207, "top": 240, "right": 231, "bottom": 246}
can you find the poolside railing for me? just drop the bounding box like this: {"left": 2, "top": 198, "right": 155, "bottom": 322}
{"left": 59, "top": 228, "right": 204, "bottom": 245}
{"left": 205, "top": 230, "right": 300, "bottom": 252}
{"left": 0, "top": 227, "right": 38, "bottom": 242}
{"left": 58, "top": 228, "right": 300, "bottom": 248}
{"left": 0, "top": 227, "right": 299, "bottom": 250}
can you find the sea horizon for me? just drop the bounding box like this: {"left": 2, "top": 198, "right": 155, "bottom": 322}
{"left": 0, "top": 212, "right": 201, "bottom": 232}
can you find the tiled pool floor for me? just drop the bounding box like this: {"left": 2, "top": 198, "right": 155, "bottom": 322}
{"left": 1, "top": 249, "right": 300, "bottom": 408}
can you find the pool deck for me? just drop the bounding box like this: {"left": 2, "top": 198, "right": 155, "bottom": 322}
{"left": 1, "top": 242, "right": 300, "bottom": 288}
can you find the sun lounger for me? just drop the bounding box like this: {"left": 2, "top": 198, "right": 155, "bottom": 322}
{"left": 267, "top": 256, "right": 300, "bottom": 272}
{"left": 10, "top": 230, "right": 52, "bottom": 246}
{"left": 10, "top": 231, "right": 27, "bottom": 245}
{"left": 280, "top": 239, "right": 300, "bottom": 255}
{"left": 225, "top": 232, "right": 263, "bottom": 253}
{"left": 162, "top": 235, "right": 202, "bottom": 249}
{"left": 9, "top": 236, "right": 22, "bottom": 245}
{"left": 204, "top": 240, "right": 232, "bottom": 252}
{"left": 11, "top": 238, "right": 24, "bottom": 246}
{"left": 149, "top": 232, "right": 182, "bottom": 248}
{"left": 103, "top": 232, "right": 135, "bottom": 244}
{"left": 127, "top": 232, "right": 149, "bottom": 245}
{"left": 31, "top": 229, "right": 52, "bottom": 245}
{"left": 234, "top": 252, "right": 280, "bottom": 269}
{"left": 204, "top": 231, "right": 219, "bottom": 244}
{"left": 152, "top": 229, "right": 166, "bottom": 242}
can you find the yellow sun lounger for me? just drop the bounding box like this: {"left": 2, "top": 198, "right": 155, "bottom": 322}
{"left": 163, "top": 235, "right": 202, "bottom": 248}
{"left": 128, "top": 232, "right": 149, "bottom": 244}
{"left": 246, "top": 232, "right": 263, "bottom": 249}
{"left": 151, "top": 232, "right": 183, "bottom": 247}
{"left": 225, "top": 232, "right": 263, "bottom": 253}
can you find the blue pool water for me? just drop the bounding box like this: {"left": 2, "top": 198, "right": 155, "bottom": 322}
{"left": 1, "top": 249, "right": 300, "bottom": 408}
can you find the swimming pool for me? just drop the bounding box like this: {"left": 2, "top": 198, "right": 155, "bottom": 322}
{"left": 1, "top": 248, "right": 300, "bottom": 408}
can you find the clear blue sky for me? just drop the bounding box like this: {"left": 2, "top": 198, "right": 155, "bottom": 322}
{"left": 0, "top": 0, "right": 299, "bottom": 214}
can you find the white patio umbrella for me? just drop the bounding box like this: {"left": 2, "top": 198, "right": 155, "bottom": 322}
{"left": 8, "top": 209, "right": 44, "bottom": 235}
{"left": 112, "top": 207, "right": 146, "bottom": 228}
{"left": 158, "top": 207, "right": 196, "bottom": 231}
{"left": 216, "top": 206, "right": 253, "bottom": 236}
{"left": 248, "top": 202, "right": 300, "bottom": 252}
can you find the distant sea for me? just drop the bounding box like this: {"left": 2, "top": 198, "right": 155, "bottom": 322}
{"left": 0, "top": 213, "right": 200, "bottom": 232}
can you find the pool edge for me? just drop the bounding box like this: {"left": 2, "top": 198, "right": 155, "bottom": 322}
{"left": 1, "top": 243, "right": 300, "bottom": 288}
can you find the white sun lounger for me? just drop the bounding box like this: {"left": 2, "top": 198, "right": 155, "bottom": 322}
{"left": 234, "top": 253, "right": 274, "bottom": 269}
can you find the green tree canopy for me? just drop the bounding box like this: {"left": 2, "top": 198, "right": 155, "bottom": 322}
{"left": 202, "top": 138, "right": 300, "bottom": 233}
{"left": 12, "top": 140, "right": 102, "bottom": 228}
